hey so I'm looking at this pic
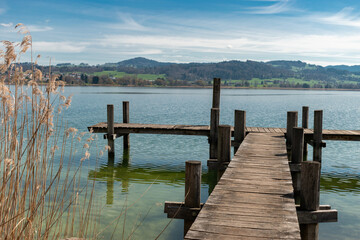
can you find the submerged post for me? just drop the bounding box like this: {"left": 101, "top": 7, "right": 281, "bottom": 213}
{"left": 218, "top": 125, "right": 231, "bottom": 168}
{"left": 107, "top": 104, "right": 115, "bottom": 158}
{"left": 212, "top": 78, "right": 221, "bottom": 109}
{"left": 300, "top": 161, "right": 321, "bottom": 240}
{"left": 234, "top": 110, "right": 246, "bottom": 153}
{"left": 123, "top": 101, "right": 130, "bottom": 150}
{"left": 291, "top": 127, "right": 304, "bottom": 200}
{"left": 313, "top": 110, "right": 323, "bottom": 163}
{"left": 184, "top": 161, "right": 202, "bottom": 236}
{"left": 286, "top": 111, "right": 298, "bottom": 157}
{"left": 302, "top": 106, "right": 309, "bottom": 161}
{"left": 209, "top": 108, "right": 219, "bottom": 159}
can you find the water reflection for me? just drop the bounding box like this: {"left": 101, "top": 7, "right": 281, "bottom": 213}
{"left": 88, "top": 151, "right": 219, "bottom": 205}
{"left": 321, "top": 172, "right": 360, "bottom": 194}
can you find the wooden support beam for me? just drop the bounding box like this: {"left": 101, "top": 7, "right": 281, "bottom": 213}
{"left": 286, "top": 111, "right": 298, "bottom": 151}
{"left": 297, "top": 209, "right": 338, "bottom": 224}
{"left": 300, "top": 161, "right": 321, "bottom": 240}
{"left": 234, "top": 110, "right": 246, "bottom": 153}
{"left": 291, "top": 127, "right": 304, "bottom": 199}
{"left": 164, "top": 201, "right": 204, "bottom": 220}
{"left": 313, "top": 110, "right": 323, "bottom": 163}
{"left": 209, "top": 108, "right": 219, "bottom": 159}
{"left": 217, "top": 125, "right": 231, "bottom": 169}
{"left": 107, "top": 104, "right": 115, "bottom": 158}
{"left": 212, "top": 78, "right": 221, "bottom": 109}
{"left": 123, "top": 101, "right": 130, "bottom": 150}
{"left": 302, "top": 106, "right": 309, "bottom": 161}
{"left": 307, "top": 140, "right": 326, "bottom": 148}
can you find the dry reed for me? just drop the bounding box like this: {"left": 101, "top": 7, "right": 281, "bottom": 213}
{"left": 0, "top": 24, "right": 98, "bottom": 239}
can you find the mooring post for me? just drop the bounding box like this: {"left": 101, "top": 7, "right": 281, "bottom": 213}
{"left": 300, "top": 161, "right": 321, "bottom": 240}
{"left": 291, "top": 127, "right": 304, "bottom": 201}
{"left": 234, "top": 110, "right": 246, "bottom": 153}
{"left": 313, "top": 110, "right": 323, "bottom": 163}
{"left": 286, "top": 111, "right": 298, "bottom": 158}
{"left": 209, "top": 108, "right": 219, "bottom": 159}
{"left": 302, "top": 106, "right": 309, "bottom": 161}
{"left": 123, "top": 101, "right": 130, "bottom": 150}
{"left": 218, "top": 125, "right": 231, "bottom": 169}
{"left": 184, "top": 160, "right": 202, "bottom": 236}
{"left": 212, "top": 78, "right": 221, "bottom": 108}
{"left": 107, "top": 104, "right": 115, "bottom": 159}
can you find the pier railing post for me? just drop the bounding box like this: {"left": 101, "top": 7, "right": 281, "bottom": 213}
{"left": 313, "top": 110, "right": 323, "bottom": 163}
{"left": 291, "top": 127, "right": 304, "bottom": 200}
{"left": 123, "top": 101, "right": 130, "bottom": 150}
{"left": 286, "top": 111, "right": 298, "bottom": 158}
{"left": 212, "top": 78, "right": 221, "bottom": 109}
{"left": 209, "top": 108, "right": 219, "bottom": 159}
{"left": 234, "top": 110, "right": 246, "bottom": 153}
{"left": 184, "top": 160, "right": 201, "bottom": 236}
{"left": 300, "top": 161, "right": 320, "bottom": 240}
{"left": 302, "top": 106, "right": 309, "bottom": 161}
{"left": 218, "top": 125, "right": 231, "bottom": 169}
{"left": 107, "top": 104, "right": 115, "bottom": 159}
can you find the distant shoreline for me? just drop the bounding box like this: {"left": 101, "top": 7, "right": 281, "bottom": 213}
{"left": 62, "top": 84, "right": 360, "bottom": 91}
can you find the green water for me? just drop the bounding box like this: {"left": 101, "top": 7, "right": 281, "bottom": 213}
{"left": 63, "top": 87, "right": 360, "bottom": 239}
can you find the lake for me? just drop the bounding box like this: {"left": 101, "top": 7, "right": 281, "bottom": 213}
{"left": 63, "top": 86, "right": 360, "bottom": 239}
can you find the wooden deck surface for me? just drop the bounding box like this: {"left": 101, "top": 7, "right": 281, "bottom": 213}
{"left": 89, "top": 122, "right": 360, "bottom": 141}
{"left": 185, "top": 133, "right": 301, "bottom": 239}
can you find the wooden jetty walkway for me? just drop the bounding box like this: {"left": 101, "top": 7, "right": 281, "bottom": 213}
{"left": 185, "top": 132, "right": 300, "bottom": 239}
{"left": 89, "top": 78, "right": 339, "bottom": 239}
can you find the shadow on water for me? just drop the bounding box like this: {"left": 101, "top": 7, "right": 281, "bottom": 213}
{"left": 321, "top": 172, "right": 360, "bottom": 194}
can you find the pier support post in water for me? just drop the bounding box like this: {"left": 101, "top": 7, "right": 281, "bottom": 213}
{"left": 286, "top": 111, "right": 298, "bottom": 158}
{"left": 291, "top": 127, "right": 304, "bottom": 201}
{"left": 107, "top": 104, "right": 115, "bottom": 160}
{"left": 209, "top": 108, "right": 219, "bottom": 159}
{"left": 212, "top": 78, "right": 221, "bottom": 109}
{"left": 216, "top": 125, "right": 231, "bottom": 174}
{"left": 184, "top": 161, "right": 202, "bottom": 235}
{"left": 302, "top": 106, "right": 309, "bottom": 161}
{"left": 313, "top": 110, "right": 323, "bottom": 163}
{"left": 123, "top": 101, "right": 130, "bottom": 150}
{"left": 234, "top": 110, "right": 246, "bottom": 153}
{"left": 164, "top": 161, "right": 202, "bottom": 236}
{"left": 300, "top": 161, "right": 320, "bottom": 240}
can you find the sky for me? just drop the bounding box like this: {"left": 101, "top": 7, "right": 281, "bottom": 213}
{"left": 2, "top": 0, "right": 360, "bottom": 66}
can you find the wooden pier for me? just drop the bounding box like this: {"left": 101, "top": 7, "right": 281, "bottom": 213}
{"left": 185, "top": 132, "right": 301, "bottom": 239}
{"left": 88, "top": 78, "right": 342, "bottom": 240}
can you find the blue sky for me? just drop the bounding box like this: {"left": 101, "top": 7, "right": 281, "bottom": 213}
{"left": 2, "top": 0, "right": 360, "bottom": 66}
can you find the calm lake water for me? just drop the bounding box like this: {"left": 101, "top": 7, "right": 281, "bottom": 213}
{"left": 63, "top": 86, "right": 360, "bottom": 239}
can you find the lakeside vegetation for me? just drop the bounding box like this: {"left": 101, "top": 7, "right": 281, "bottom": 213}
{"left": 17, "top": 57, "right": 360, "bottom": 89}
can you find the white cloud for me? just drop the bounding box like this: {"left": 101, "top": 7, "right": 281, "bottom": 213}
{"left": 0, "top": 22, "right": 13, "bottom": 27}
{"left": 108, "top": 13, "right": 149, "bottom": 31}
{"left": 317, "top": 7, "right": 360, "bottom": 28}
{"left": 28, "top": 25, "right": 53, "bottom": 32}
{"left": 247, "top": 0, "right": 294, "bottom": 14}
{"left": 32, "top": 41, "right": 87, "bottom": 53}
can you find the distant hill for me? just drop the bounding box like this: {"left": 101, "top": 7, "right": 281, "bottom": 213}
{"left": 326, "top": 65, "right": 360, "bottom": 73}
{"left": 116, "top": 57, "right": 172, "bottom": 68}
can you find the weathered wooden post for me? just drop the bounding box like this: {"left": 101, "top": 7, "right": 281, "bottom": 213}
{"left": 313, "top": 110, "right": 323, "bottom": 163}
{"left": 286, "top": 111, "right": 298, "bottom": 159}
{"left": 184, "top": 160, "right": 202, "bottom": 235}
{"left": 291, "top": 127, "right": 304, "bottom": 201}
{"left": 123, "top": 101, "right": 130, "bottom": 150}
{"left": 218, "top": 125, "right": 231, "bottom": 170}
{"left": 302, "top": 106, "right": 309, "bottom": 161}
{"left": 212, "top": 78, "right": 221, "bottom": 109}
{"left": 107, "top": 104, "right": 115, "bottom": 159}
{"left": 300, "top": 161, "right": 321, "bottom": 240}
{"left": 234, "top": 110, "right": 246, "bottom": 153}
{"left": 209, "top": 108, "right": 219, "bottom": 159}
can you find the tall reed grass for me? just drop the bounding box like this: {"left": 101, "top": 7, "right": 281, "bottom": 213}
{"left": 0, "top": 24, "right": 98, "bottom": 239}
